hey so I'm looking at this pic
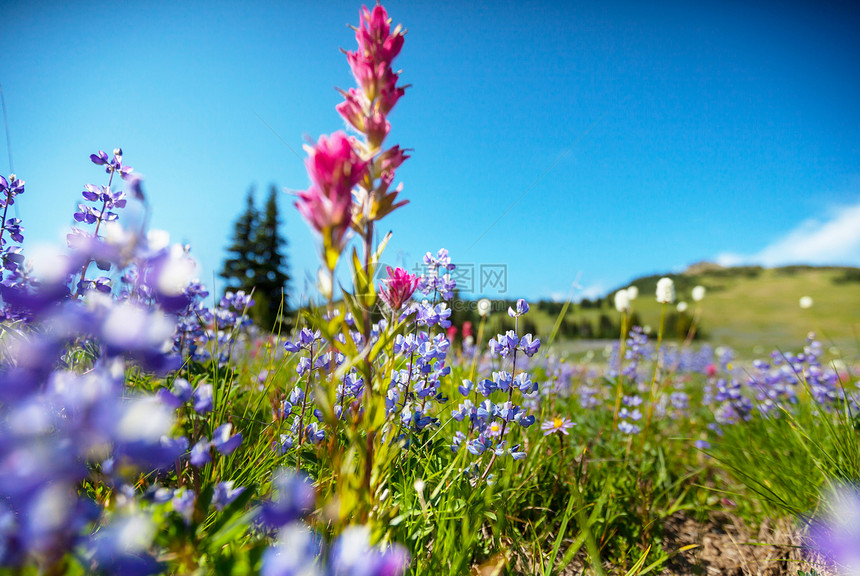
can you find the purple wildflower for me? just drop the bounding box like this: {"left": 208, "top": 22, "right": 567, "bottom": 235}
{"left": 541, "top": 416, "right": 576, "bottom": 436}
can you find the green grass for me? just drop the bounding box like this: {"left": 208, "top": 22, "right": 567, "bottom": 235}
{"left": 9, "top": 264, "right": 860, "bottom": 575}
{"left": 525, "top": 265, "right": 860, "bottom": 359}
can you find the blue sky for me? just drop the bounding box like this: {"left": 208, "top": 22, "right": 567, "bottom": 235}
{"left": 3, "top": 0, "right": 859, "bottom": 305}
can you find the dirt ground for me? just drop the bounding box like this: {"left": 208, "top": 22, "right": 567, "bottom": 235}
{"left": 660, "top": 511, "right": 830, "bottom": 576}
{"left": 499, "top": 511, "right": 837, "bottom": 576}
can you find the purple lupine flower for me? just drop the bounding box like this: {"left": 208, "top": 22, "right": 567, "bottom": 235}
{"left": 290, "top": 387, "right": 305, "bottom": 405}
{"left": 509, "top": 444, "right": 527, "bottom": 460}
{"left": 90, "top": 150, "right": 109, "bottom": 165}
{"left": 493, "top": 371, "right": 513, "bottom": 392}
{"left": 669, "top": 391, "right": 689, "bottom": 411}
{"left": 190, "top": 440, "right": 211, "bottom": 467}
{"left": 415, "top": 249, "right": 456, "bottom": 299}
{"left": 618, "top": 420, "right": 641, "bottom": 435}
{"left": 0, "top": 174, "right": 24, "bottom": 208}
{"left": 452, "top": 400, "right": 476, "bottom": 422}
{"left": 172, "top": 378, "right": 192, "bottom": 402}
{"left": 451, "top": 431, "right": 466, "bottom": 452}
{"left": 89, "top": 148, "right": 133, "bottom": 179}
{"left": 259, "top": 470, "right": 315, "bottom": 529}
{"left": 488, "top": 331, "right": 519, "bottom": 358}
{"left": 88, "top": 298, "right": 179, "bottom": 373}
{"left": 276, "top": 434, "right": 294, "bottom": 455}
{"left": 476, "top": 399, "right": 497, "bottom": 421}
{"left": 467, "top": 434, "right": 492, "bottom": 455}
{"left": 476, "top": 378, "right": 495, "bottom": 397}
{"left": 299, "top": 327, "right": 321, "bottom": 348}
{"left": 519, "top": 334, "right": 541, "bottom": 357}
{"left": 192, "top": 383, "right": 213, "bottom": 414}
{"left": 497, "top": 401, "right": 521, "bottom": 423}
{"left": 3, "top": 218, "right": 23, "bottom": 243}
{"left": 88, "top": 513, "right": 161, "bottom": 576}
{"left": 507, "top": 298, "right": 529, "bottom": 318}
{"left": 808, "top": 486, "right": 860, "bottom": 573}
{"left": 171, "top": 489, "right": 195, "bottom": 524}
{"left": 213, "top": 481, "right": 246, "bottom": 511}
{"left": 212, "top": 423, "right": 242, "bottom": 455}
{"left": 329, "top": 525, "right": 411, "bottom": 576}
{"left": 518, "top": 414, "right": 536, "bottom": 428}
{"left": 304, "top": 422, "right": 325, "bottom": 444}
{"left": 416, "top": 301, "right": 451, "bottom": 328}
{"left": 156, "top": 387, "right": 183, "bottom": 409}
{"left": 514, "top": 373, "right": 535, "bottom": 394}
{"left": 261, "top": 524, "right": 322, "bottom": 576}
{"left": 112, "top": 398, "right": 183, "bottom": 470}
{"left": 623, "top": 395, "right": 643, "bottom": 407}
{"left": 393, "top": 332, "right": 419, "bottom": 355}
{"left": 458, "top": 379, "right": 473, "bottom": 396}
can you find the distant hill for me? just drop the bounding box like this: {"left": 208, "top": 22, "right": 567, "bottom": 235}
{"left": 529, "top": 265, "right": 860, "bottom": 358}
{"left": 682, "top": 261, "right": 726, "bottom": 275}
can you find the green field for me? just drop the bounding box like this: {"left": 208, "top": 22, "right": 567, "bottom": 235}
{"left": 524, "top": 264, "right": 860, "bottom": 359}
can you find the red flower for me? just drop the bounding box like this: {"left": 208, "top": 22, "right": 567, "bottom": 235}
{"left": 462, "top": 321, "right": 473, "bottom": 339}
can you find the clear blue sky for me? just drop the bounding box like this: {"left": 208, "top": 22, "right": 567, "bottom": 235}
{"left": 3, "top": 0, "right": 860, "bottom": 305}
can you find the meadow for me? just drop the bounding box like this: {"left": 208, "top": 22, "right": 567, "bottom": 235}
{"left": 1, "top": 4, "right": 859, "bottom": 576}
{"left": 526, "top": 265, "right": 860, "bottom": 359}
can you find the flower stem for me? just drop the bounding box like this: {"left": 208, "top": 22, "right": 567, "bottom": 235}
{"left": 74, "top": 170, "right": 114, "bottom": 298}
{"left": 611, "top": 310, "right": 629, "bottom": 428}
{"left": 640, "top": 303, "right": 667, "bottom": 450}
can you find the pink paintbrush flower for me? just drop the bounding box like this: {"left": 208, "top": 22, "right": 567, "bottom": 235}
{"left": 344, "top": 5, "right": 407, "bottom": 115}
{"left": 296, "top": 132, "right": 368, "bottom": 259}
{"left": 355, "top": 5, "right": 404, "bottom": 66}
{"left": 379, "top": 266, "right": 419, "bottom": 311}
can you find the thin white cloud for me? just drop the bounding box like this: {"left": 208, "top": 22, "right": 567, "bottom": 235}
{"left": 547, "top": 291, "right": 569, "bottom": 303}
{"left": 540, "top": 281, "right": 605, "bottom": 303}
{"left": 577, "top": 282, "right": 606, "bottom": 302}
{"left": 717, "top": 201, "right": 860, "bottom": 267}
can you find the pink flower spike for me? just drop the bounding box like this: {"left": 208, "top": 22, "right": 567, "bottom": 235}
{"left": 376, "top": 72, "right": 406, "bottom": 115}
{"left": 336, "top": 88, "right": 368, "bottom": 133}
{"left": 304, "top": 132, "right": 367, "bottom": 202}
{"left": 296, "top": 132, "right": 367, "bottom": 257}
{"left": 355, "top": 5, "right": 404, "bottom": 67}
{"left": 363, "top": 110, "right": 391, "bottom": 149}
{"left": 345, "top": 4, "right": 406, "bottom": 106}
{"left": 376, "top": 145, "right": 409, "bottom": 176}
{"left": 379, "top": 266, "right": 419, "bottom": 311}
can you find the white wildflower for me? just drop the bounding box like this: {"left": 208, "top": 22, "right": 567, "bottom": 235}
{"left": 656, "top": 277, "right": 675, "bottom": 304}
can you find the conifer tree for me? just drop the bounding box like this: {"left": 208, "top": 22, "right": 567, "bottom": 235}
{"left": 219, "top": 185, "right": 291, "bottom": 331}
{"left": 220, "top": 188, "right": 258, "bottom": 295}
{"left": 253, "top": 185, "right": 290, "bottom": 330}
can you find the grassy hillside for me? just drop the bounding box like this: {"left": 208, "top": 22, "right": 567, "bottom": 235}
{"left": 522, "top": 265, "right": 860, "bottom": 358}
